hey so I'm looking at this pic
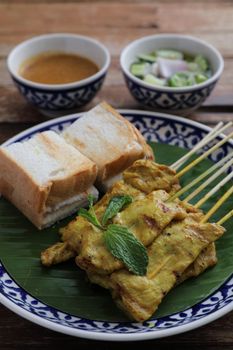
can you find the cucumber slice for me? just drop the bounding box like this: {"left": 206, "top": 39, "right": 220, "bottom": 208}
{"left": 187, "top": 62, "right": 201, "bottom": 72}
{"left": 138, "top": 54, "right": 157, "bottom": 63}
{"left": 155, "top": 49, "right": 183, "bottom": 60}
{"left": 130, "top": 63, "right": 151, "bottom": 77}
{"left": 195, "top": 73, "right": 208, "bottom": 84}
{"left": 169, "top": 72, "right": 195, "bottom": 87}
{"left": 143, "top": 74, "right": 167, "bottom": 86}
{"left": 194, "top": 55, "right": 209, "bottom": 72}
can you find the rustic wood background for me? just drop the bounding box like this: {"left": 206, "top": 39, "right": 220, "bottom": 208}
{"left": 0, "top": 0, "right": 232, "bottom": 349}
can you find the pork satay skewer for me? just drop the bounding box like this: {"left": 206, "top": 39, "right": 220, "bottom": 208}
{"left": 177, "top": 189, "right": 233, "bottom": 284}
{"left": 71, "top": 169, "right": 233, "bottom": 276}
{"left": 88, "top": 182, "right": 233, "bottom": 290}
{"left": 171, "top": 121, "right": 226, "bottom": 170}
{"left": 172, "top": 156, "right": 233, "bottom": 282}
{"left": 85, "top": 176, "right": 233, "bottom": 287}
{"left": 110, "top": 198, "right": 233, "bottom": 322}
{"left": 110, "top": 185, "right": 233, "bottom": 321}
{"left": 109, "top": 200, "right": 227, "bottom": 322}
{"left": 126, "top": 153, "right": 232, "bottom": 283}
{"left": 72, "top": 143, "right": 232, "bottom": 274}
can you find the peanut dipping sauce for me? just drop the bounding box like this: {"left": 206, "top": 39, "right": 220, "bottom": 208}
{"left": 19, "top": 52, "right": 99, "bottom": 85}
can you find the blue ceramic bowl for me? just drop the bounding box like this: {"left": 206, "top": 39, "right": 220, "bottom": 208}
{"left": 120, "top": 34, "right": 224, "bottom": 115}
{"left": 7, "top": 33, "right": 110, "bottom": 117}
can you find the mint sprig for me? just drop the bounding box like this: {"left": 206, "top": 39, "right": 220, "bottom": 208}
{"left": 102, "top": 195, "right": 133, "bottom": 225}
{"left": 78, "top": 195, "right": 102, "bottom": 229}
{"left": 78, "top": 208, "right": 102, "bottom": 229}
{"left": 78, "top": 195, "right": 148, "bottom": 276}
{"left": 104, "top": 224, "right": 148, "bottom": 276}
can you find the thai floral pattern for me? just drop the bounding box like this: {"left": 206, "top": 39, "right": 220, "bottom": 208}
{"left": 124, "top": 73, "right": 217, "bottom": 111}
{"left": 12, "top": 75, "right": 105, "bottom": 112}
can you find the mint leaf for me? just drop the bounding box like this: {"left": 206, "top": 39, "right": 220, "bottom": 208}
{"left": 78, "top": 195, "right": 102, "bottom": 229}
{"left": 87, "top": 194, "right": 95, "bottom": 207}
{"left": 103, "top": 224, "right": 148, "bottom": 276}
{"left": 102, "top": 195, "right": 133, "bottom": 226}
{"left": 78, "top": 195, "right": 148, "bottom": 276}
{"left": 194, "top": 54, "right": 209, "bottom": 72}
{"left": 78, "top": 208, "right": 102, "bottom": 230}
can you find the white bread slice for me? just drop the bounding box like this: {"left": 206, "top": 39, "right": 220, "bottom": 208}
{"left": 62, "top": 102, "right": 154, "bottom": 190}
{"left": 0, "top": 130, "right": 98, "bottom": 229}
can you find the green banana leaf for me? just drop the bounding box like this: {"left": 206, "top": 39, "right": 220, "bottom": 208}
{"left": 0, "top": 142, "right": 232, "bottom": 321}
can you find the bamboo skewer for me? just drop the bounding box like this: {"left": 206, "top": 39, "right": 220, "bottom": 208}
{"left": 194, "top": 173, "right": 233, "bottom": 209}
{"left": 218, "top": 209, "right": 233, "bottom": 225}
{"left": 200, "top": 186, "right": 233, "bottom": 223}
{"left": 169, "top": 122, "right": 233, "bottom": 227}
{"left": 176, "top": 131, "right": 233, "bottom": 179}
{"left": 171, "top": 122, "right": 224, "bottom": 170}
{"left": 170, "top": 152, "right": 233, "bottom": 201}
{"left": 184, "top": 157, "right": 233, "bottom": 203}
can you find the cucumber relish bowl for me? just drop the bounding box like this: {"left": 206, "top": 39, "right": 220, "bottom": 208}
{"left": 120, "top": 34, "right": 224, "bottom": 116}
{"left": 7, "top": 33, "right": 110, "bottom": 118}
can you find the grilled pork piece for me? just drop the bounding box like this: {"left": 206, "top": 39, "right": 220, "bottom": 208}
{"left": 41, "top": 160, "right": 180, "bottom": 266}
{"left": 177, "top": 243, "right": 217, "bottom": 284}
{"left": 84, "top": 242, "right": 218, "bottom": 291}
{"left": 123, "top": 159, "right": 180, "bottom": 195}
{"left": 76, "top": 190, "right": 186, "bottom": 275}
{"left": 110, "top": 214, "right": 225, "bottom": 321}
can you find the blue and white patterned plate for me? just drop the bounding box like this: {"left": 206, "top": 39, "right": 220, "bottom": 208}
{"left": 0, "top": 110, "right": 232, "bottom": 341}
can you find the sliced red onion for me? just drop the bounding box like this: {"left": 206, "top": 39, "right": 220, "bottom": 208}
{"left": 158, "top": 58, "right": 188, "bottom": 79}
{"left": 151, "top": 62, "right": 159, "bottom": 76}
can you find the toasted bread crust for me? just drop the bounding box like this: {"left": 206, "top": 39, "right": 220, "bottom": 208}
{"left": 0, "top": 131, "right": 98, "bottom": 229}
{"left": 63, "top": 102, "right": 154, "bottom": 184}
{"left": 98, "top": 103, "right": 154, "bottom": 181}
{"left": 0, "top": 147, "right": 50, "bottom": 228}
{"left": 101, "top": 102, "right": 154, "bottom": 160}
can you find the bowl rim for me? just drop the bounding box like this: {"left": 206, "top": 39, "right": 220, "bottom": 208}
{"left": 120, "top": 34, "right": 224, "bottom": 93}
{"left": 7, "top": 33, "right": 111, "bottom": 90}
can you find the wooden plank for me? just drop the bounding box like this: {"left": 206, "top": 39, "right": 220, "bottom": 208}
{"left": 1, "top": 0, "right": 230, "bottom": 3}
{"left": 1, "top": 31, "right": 233, "bottom": 58}
{"left": 0, "top": 304, "right": 232, "bottom": 349}
{"left": 0, "top": 28, "right": 233, "bottom": 58}
{"left": 0, "top": 123, "right": 33, "bottom": 143}
{"left": 0, "top": 2, "right": 233, "bottom": 36}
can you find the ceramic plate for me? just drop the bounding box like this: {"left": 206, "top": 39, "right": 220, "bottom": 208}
{"left": 0, "top": 110, "right": 232, "bottom": 341}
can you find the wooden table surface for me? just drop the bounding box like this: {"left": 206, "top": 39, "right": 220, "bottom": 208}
{"left": 0, "top": 1, "right": 232, "bottom": 348}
